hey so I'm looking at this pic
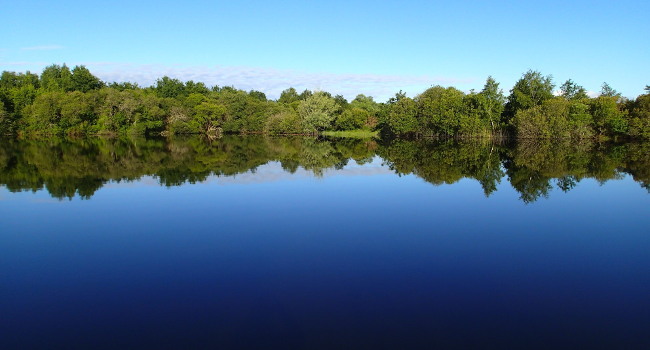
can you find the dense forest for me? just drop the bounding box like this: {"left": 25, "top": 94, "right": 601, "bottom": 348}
{"left": 0, "top": 64, "right": 649, "bottom": 139}
{"left": 0, "top": 135, "right": 648, "bottom": 202}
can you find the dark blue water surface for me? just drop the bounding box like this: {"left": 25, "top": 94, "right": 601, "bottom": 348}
{"left": 1, "top": 137, "right": 649, "bottom": 349}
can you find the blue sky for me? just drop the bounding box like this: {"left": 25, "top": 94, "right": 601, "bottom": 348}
{"left": 1, "top": 0, "right": 648, "bottom": 100}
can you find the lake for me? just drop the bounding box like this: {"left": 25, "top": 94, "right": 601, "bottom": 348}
{"left": 1, "top": 136, "right": 649, "bottom": 349}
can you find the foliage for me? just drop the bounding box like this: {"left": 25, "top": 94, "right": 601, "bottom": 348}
{"left": 383, "top": 97, "right": 418, "bottom": 135}
{"left": 512, "top": 98, "right": 571, "bottom": 139}
{"left": 504, "top": 70, "right": 554, "bottom": 123}
{"left": 321, "top": 129, "right": 379, "bottom": 138}
{"left": 335, "top": 107, "right": 370, "bottom": 130}
{"left": 265, "top": 111, "right": 302, "bottom": 135}
{"left": 71, "top": 65, "right": 103, "bottom": 92}
{"left": 560, "top": 79, "right": 588, "bottom": 100}
{"left": 298, "top": 92, "right": 337, "bottom": 132}
{"left": 479, "top": 76, "right": 506, "bottom": 132}
{"left": 155, "top": 76, "right": 186, "bottom": 98}
{"left": 0, "top": 64, "right": 648, "bottom": 140}
{"left": 600, "top": 82, "right": 620, "bottom": 98}
{"left": 627, "top": 93, "right": 650, "bottom": 139}
{"left": 416, "top": 86, "right": 466, "bottom": 136}
{"left": 590, "top": 96, "right": 627, "bottom": 136}
{"left": 0, "top": 100, "right": 11, "bottom": 134}
{"left": 1, "top": 136, "right": 648, "bottom": 203}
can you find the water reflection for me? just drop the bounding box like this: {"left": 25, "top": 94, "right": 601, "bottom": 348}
{"left": 0, "top": 136, "right": 648, "bottom": 201}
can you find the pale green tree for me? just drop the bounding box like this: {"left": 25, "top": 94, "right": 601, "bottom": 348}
{"left": 298, "top": 92, "right": 337, "bottom": 132}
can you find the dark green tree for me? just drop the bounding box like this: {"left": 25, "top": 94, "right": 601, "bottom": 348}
{"left": 185, "top": 81, "right": 210, "bottom": 95}
{"left": 248, "top": 90, "right": 267, "bottom": 101}
{"left": 278, "top": 88, "right": 300, "bottom": 104}
{"left": 503, "top": 70, "right": 554, "bottom": 123}
{"left": 384, "top": 97, "right": 418, "bottom": 135}
{"left": 40, "top": 64, "right": 74, "bottom": 91}
{"left": 559, "top": 79, "right": 588, "bottom": 100}
{"left": 416, "top": 86, "right": 465, "bottom": 136}
{"left": 71, "top": 65, "right": 103, "bottom": 92}
{"left": 155, "top": 76, "right": 186, "bottom": 98}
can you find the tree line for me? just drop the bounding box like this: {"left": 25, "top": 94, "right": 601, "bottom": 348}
{"left": 1, "top": 64, "right": 649, "bottom": 139}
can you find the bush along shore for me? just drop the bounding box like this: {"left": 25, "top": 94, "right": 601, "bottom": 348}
{"left": 1, "top": 64, "right": 649, "bottom": 139}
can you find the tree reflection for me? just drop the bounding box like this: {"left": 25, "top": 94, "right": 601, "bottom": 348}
{"left": 0, "top": 136, "right": 648, "bottom": 201}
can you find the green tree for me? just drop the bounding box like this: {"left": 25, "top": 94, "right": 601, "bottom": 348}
{"left": 559, "top": 79, "right": 588, "bottom": 100}
{"left": 0, "top": 71, "right": 39, "bottom": 90}
{"left": 387, "top": 90, "right": 407, "bottom": 105}
{"left": 108, "top": 81, "right": 140, "bottom": 91}
{"left": 298, "top": 89, "right": 313, "bottom": 101}
{"left": 155, "top": 76, "right": 186, "bottom": 98}
{"left": 479, "top": 76, "right": 505, "bottom": 132}
{"left": 185, "top": 81, "right": 209, "bottom": 95}
{"left": 59, "top": 91, "right": 95, "bottom": 133}
{"left": 384, "top": 97, "right": 418, "bottom": 135}
{"left": 25, "top": 91, "right": 65, "bottom": 134}
{"left": 503, "top": 70, "right": 554, "bottom": 122}
{"left": 0, "top": 100, "right": 11, "bottom": 134}
{"left": 568, "top": 101, "right": 594, "bottom": 139}
{"left": 278, "top": 87, "right": 300, "bottom": 104}
{"left": 627, "top": 93, "right": 650, "bottom": 139}
{"left": 350, "top": 94, "right": 380, "bottom": 115}
{"left": 416, "top": 86, "right": 465, "bottom": 136}
{"left": 600, "top": 82, "right": 620, "bottom": 97}
{"left": 298, "top": 92, "right": 337, "bottom": 132}
{"left": 333, "top": 95, "right": 349, "bottom": 110}
{"left": 512, "top": 98, "right": 571, "bottom": 139}
{"left": 590, "top": 96, "right": 627, "bottom": 135}
{"left": 40, "top": 64, "right": 74, "bottom": 91}
{"left": 193, "top": 101, "right": 226, "bottom": 133}
{"left": 130, "top": 94, "right": 166, "bottom": 135}
{"left": 248, "top": 90, "right": 267, "bottom": 101}
{"left": 265, "top": 110, "right": 302, "bottom": 134}
{"left": 71, "top": 65, "right": 103, "bottom": 92}
{"left": 335, "top": 107, "right": 369, "bottom": 130}
{"left": 94, "top": 89, "right": 139, "bottom": 133}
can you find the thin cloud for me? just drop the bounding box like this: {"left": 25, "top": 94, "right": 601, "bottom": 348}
{"left": 84, "top": 63, "right": 474, "bottom": 101}
{"left": 21, "top": 45, "right": 65, "bottom": 51}
{"left": 0, "top": 61, "right": 50, "bottom": 66}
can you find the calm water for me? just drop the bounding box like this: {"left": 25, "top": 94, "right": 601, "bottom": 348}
{"left": 1, "top": 136, "right": 649, "bottom": 349}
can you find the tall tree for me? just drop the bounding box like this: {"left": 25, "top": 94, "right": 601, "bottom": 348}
{"left": 298, "top": 92, "right": 337, "bottom": 132}
{"left": 503, "top": 70, "right": 554, "bottom": 122}
{"left": 559, "top": 79, "right": 588, "bottom": 100}
{"left": 155, "top": 76, "right": 186, "bottom": 98}
{"left": 40, "top": 64, "right": 74, "bottom": 91}
{"left": 185, "top": 80, "right": 210, "bottom": 95}
{"left": 600, "top": 82, "right": 620, "bottom": 97}
{"left": 416, "top": 85, "right": 465, "bottom": 136}
{"left": 248, "top": 90, "right": 267, "bottom": 101}
{"left": 71, "top": 65, "right": 103, "bottom": 92}
{"left": 480, "top": 76, "right": 505, "bottom": 131}
{"left": 384, "top": 97, "right": 418, "bottom": 135}
{"left": 278, "top": 88, "right": 299, "bottom": 104}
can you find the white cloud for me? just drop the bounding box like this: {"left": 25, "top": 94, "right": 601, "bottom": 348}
{"left": 20, "top": 45, "right": 65, "bottom": 51}
{"left": 84, "top": 63, "right": 474, "bottom": 100}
